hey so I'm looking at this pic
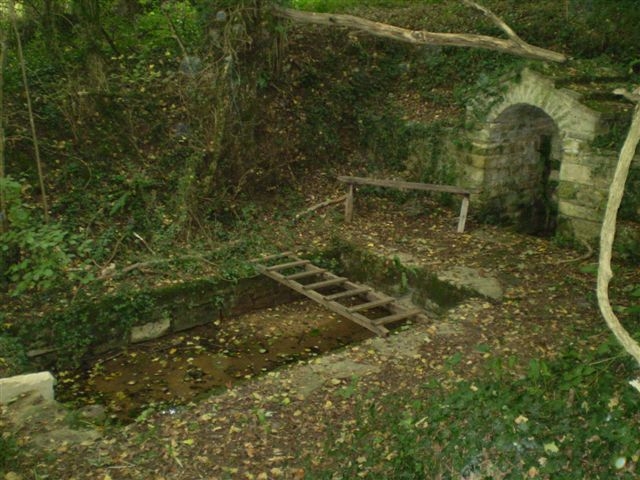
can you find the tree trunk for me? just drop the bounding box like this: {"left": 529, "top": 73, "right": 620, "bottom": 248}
{"left": 0, "top": 15, "right": 7, "bottom": 233}
{"left": 272, "top": 1, "right": 566, "bottom": 63}
{"left": 597, "top": 88, "right": 640, "bottom": 375}
{"left": 10, "top": 0, "right": 50, "bottom": 223}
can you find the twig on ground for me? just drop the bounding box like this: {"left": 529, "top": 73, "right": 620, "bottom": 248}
{"left": 133, "top": 231, "right": 156, "bottom": 255}
{"left": 555, "top": 239, "right": 593, "bottom": 265}
{"left": 294, "top": 195, "right": 346, "bottom": 222}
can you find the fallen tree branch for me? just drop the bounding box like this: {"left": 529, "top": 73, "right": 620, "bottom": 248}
{"left": 133, "top": 231, "right": 156, "bottom": 255}
{"left": 613, "top": 87, "right": 640, "bottom": 103}
{"left": 597, "top": 87, "right": 640, "bottom": 372}
{"left": 272, "top": 2, "right": 566, "bottom": 63}
{"left": 555, "top": 239, "right": 593, "bottom": 265}
{"left": 294, "top": 195, "right": 346, "bottom": 221}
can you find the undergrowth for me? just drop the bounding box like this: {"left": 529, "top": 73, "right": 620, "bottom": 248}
{"left": 310, "top": 338, "right": 640, "bottom": 479}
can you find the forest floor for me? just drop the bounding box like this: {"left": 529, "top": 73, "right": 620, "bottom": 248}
{"left": 3, "top": 188, "right": 639, "bottom": 480}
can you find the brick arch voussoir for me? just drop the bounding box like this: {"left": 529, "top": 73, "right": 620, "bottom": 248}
{"left": 480, "top": 70, "right": 601, "bottom": 142}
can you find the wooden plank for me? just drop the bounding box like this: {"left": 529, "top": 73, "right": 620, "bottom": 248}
{"left": 348, "top": 298, "right": 394, "bottom": 312}
{"left": 286, "top": 268, "right": 326, "bottom": 280}
{"left": 338, "top": 176, "right": 470, "bottom": 195}
{"left": 457, "top": 194, "right": 470, "bottom": 233}
{"left": 303, "top": 277, "right": 347, "bottom": 290}
{"left": 348, "top": 311, "right": 389, "bottom": 337}
{"left": 345, "top": 183, "right": 354, "bottom": 223}
{"left": 266, "top": 259, "right": 310, "bottom": 271}
{"left": 324, "top": 287, "right": 371, "bottom": 300}
{"left": 373, "top": 309, "right": 422, "bottom": 326}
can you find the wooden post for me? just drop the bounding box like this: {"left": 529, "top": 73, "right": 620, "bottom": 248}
{"left": 344, "top": 183, "right": 354, "bottom": 223}
{"left": 457, "top": 194, "right": 470, "bottom": 233}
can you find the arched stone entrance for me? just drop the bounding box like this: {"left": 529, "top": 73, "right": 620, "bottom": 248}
{"left": 462, "top": 68, "right": 612, "bottom": 240}
{"left": 483, "top": 103, "right": 560, "bottom": 234}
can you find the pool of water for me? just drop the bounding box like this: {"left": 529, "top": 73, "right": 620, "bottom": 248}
{"left": 55, "top": 299, "right": 373, "bottom": 419}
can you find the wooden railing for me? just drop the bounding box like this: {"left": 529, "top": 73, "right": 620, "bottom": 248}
{"left": 337, "top": 176, "right": 471, "bottom": 233}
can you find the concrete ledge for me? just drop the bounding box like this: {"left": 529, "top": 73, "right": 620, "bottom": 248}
{"left": 0, "top": 371, "right": 56, "bottom": 404}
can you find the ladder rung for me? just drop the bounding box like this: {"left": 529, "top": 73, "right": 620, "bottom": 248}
{"left": 303, "top": 277, "right": 347, "bottom": 290}
{"left": 324, "top": 287, "right": 371, "bottom": 301}
{"left": 348, "top": 298, "right": 394, "bottom": 313}
{"left": 286, "top": 268, "right": 327, "bottom": 280}
{"left": 373, "top": 309, "right": 422, "bottom": 326}
{"left": 267, "top": 260, "right": 310, "bottom": 271}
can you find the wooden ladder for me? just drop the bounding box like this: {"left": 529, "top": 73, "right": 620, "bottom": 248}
{"left": 251, "top": 252, "right": 423, "bottom": 337}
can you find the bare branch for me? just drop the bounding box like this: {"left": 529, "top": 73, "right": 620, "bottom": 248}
{"left": 462, "top": 0, "right": 522, "bottom": 43}
{"left": 614, "top": 87, "right": 640, "bottom": 103}
{"left": 294, "top": 195, "right": 346, "bottom": 222}
{"left": 597, "top": 91, "right": 640, "bottom": 368}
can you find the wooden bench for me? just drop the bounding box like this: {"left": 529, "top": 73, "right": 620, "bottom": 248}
{"left": 337, "top": 176, "right": 471, "bottom": 233}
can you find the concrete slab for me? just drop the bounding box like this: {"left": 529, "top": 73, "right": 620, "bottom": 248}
{"left": 0, "top": 371, "right": 56, "bottom": 404}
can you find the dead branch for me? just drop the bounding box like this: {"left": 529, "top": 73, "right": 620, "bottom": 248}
{"left": 613, "top": 87, "right": 640, "bottom": 103}
{"left": 554, "top": 239, "right": 593, "bottom": 265}
{"left": 133, "top": 231, "right": 156, "bottom": 255}
{"left": 597, "top": 87, "right": 640, "bottom": 377}
{"left": 294, "top": 195, "right": 346, "bottom": 221}
{"left": 272, "top": 2, "right": 566, "bottom": 63}
{"left": 462, "top": 0, "right": 522, "bottom": 43}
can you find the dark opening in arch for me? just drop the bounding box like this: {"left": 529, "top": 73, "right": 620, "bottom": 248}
{"left": 485, "top": 104, "right": 560, "bottom": 236}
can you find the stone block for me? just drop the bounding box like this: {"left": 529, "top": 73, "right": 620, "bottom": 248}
{"left": 562, "top": 137, "right": 586, "bottom": 155}
{"left": 558, "top": 200, "right": 602, "bottom": 222}
{"left": 576, "top": 189, "right": 606, "bottom": 209}
{"left": 556, "top": 181, "right": 579, "bottom": 200}
{"left": 131, "top": 318, "right": 171, "bottom": 343}
{"left": 461, "top": 165, "right": 485, "bottom": 186}
{"left": 560, "top": 162, "right": 592, "bottom": 184}
{"left": 469, "top": 154, "right": 487, "bottom": 168}
{"left": 568, "top": 217, "right": 602, "bottom": 242}
{"left": 469, "top": 142, "right": 503, "bottom": 156}
{"left": 0, "top": 371, "right": 55, "bottom": 404}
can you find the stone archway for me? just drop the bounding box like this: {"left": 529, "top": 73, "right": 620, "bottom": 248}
{"left": 462, "top": 68, "right": 612, "bottom": 240}
{"left": 483, "top": 103, "right": 560, "bottom": 234}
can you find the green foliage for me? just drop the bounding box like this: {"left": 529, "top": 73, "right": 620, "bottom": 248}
{"left": 357, "top": 113, "right": 413, "bottom": 170}
{"left": 572, "top": 0, "right": 640, "bottom": 62}
{"left": 0, "top": 433, "right": 20, "bottom": 475}
{"left": 613, "top": 224, "right": 640, "bottom": 263}
{"left": 311, "top": 339, "right": 640, "bottom": 479}
{"left": 288, "top": 0, "right": 425, "bottom": 13}
{"left": 592, "top": 116, "right": 632, "bottom": 151}
{"left": 45, "top": 292, "right": 156, "bottom": 368}
{"left": 0, "top": 335, "right": 30, "bottom": 376}
{"left": 620, "top": 167, "right": 640, "bottom": 223}
{"left": 0, "top": 177, "right": 94, "bottom": 296}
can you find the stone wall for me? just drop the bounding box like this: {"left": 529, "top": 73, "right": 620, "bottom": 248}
{"left": 460, "top": 68, "right": 625, "bottom": 241}
{"left": 28, "top": 275, "right": 302, "bottom": 365}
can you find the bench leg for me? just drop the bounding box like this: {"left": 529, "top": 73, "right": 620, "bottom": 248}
{"left": 345, "top": 184, "right": 354, "bottom": 223}
{"left": 457, "top": 194, "right": 469, "bottom": 233}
